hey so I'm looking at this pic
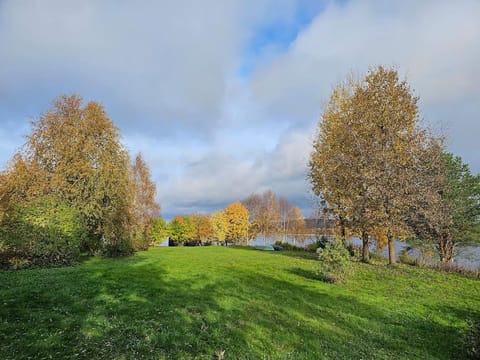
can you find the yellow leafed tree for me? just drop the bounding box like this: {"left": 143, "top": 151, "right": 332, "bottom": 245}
{"left": 310, "top": 67, "right": 432, "bottom": 264}
{"left": 131, "top": 152, "right": 160, "bottom": 250}
{"left": 210, "top": 211, "right": 228, "bottom": 243}
{"left": 224, "top": 202, "right": 249, "bottom": 245}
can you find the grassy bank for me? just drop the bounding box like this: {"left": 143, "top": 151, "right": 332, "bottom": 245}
{"left": 1, "top": 246, "right": 479, "bottom": 359}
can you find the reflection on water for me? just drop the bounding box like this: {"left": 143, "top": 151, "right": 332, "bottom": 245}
{"left": 248, "top": 235, "right": 480, "bottom": 270}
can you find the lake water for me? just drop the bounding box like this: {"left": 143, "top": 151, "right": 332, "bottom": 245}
{"left": 249, "top": 235, "right": 480, "bottom": 270}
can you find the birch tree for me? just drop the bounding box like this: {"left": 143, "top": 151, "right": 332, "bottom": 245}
{"left": 257, "top": 190, "right": 280, "bottom": 244}
{"left": 17, "top": 95, "right": 134, "bottom": 255}
{"left": 310, "top": 67, "right": 429, "bottom": 264}
{"left": 131, "top": 153, "right": 160, "bottom": 250}
{"left": 288, "top": 206, "right": 306, "bottom": 245}
{"left": 279, "top": 197, "right": 292, "bottom": 242}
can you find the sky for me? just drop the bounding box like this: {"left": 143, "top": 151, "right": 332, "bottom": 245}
{"left": 0, "top": 0, "right": 479, "bottom": 219}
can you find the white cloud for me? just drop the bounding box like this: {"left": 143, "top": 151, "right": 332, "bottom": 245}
{"left": 1, "top": 0, "right": 479, "bottom": 217}
{"left": 247, "top": 0, "right": 480, "bottom": 152}
{"left": 0, "top": 0, "right": 308, "bottom": 133}
{"left": 157, "top": 125, "right": 314, "bottom": 216}
{"left": 0, "top": 1, "right": 239, "bottom": 132}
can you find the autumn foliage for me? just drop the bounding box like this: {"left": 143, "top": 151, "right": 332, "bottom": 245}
{"left": 224, "top": 202, "right": 249, "bottom": 245}
{"left": 0, "top": 95, "right": 160, "bottom": 267}
{"left": 132, "top": 153, "right": 161, "bottom": 250}
{"left": 309, "top": 66, "right": 480, "bottom": 264}
{"left": 166, "top": 191, "right": 305, "bottom": 246}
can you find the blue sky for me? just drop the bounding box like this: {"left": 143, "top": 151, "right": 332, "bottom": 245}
{"left": 239, "top": 1, "right": 325, "bottom": 77}
{"left": 1, "top": 0, "right": 479, "bottom": 219}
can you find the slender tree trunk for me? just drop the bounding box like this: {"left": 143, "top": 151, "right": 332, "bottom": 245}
{"left": 361, "top": 230, "right": 369, "bottom": 263}
{"left": 339, "top": 215, "right": 346, "bottom": 244}
{"left": 439, "top": 233, "right": 454, "bottom": 263}
{"left": 387, "top": 231, "right": 396, "bottom": 265}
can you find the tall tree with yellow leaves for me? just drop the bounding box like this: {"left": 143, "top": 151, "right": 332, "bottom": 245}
{"left": 310, "top": 67, "right": 430, "bottom": 264}
{"left": 131, "top": 153, "right": 160, "bottom": 250}
{"left": 224, "top": 201, "right": 249, "bottom": 245}
{"left": 210, "top": 211, "right": 228, "bottom": 244}
{"left": 14, "top": 95, "right": 134, "bottom": 255}
{"left": 309, "top": 77, "right": 377, "bottom": 261}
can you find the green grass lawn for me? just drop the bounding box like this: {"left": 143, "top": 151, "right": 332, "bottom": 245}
{"left": 1, "top": 247, "right": 479, "bottom": 359}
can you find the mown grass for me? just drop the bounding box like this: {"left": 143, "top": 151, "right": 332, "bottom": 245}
{"left": 1, "top": 246, "right": 479, "bottom": 359}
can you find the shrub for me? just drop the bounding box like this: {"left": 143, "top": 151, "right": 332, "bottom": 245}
{"left": 306, "top": 236, "right": 330, "bottom": 252}
{"left": 274, "top": 241, "right": 305, "bottom": 251}
{"left": 102, "top": 238, "right": 134, "bottom": 257}
{"left": 399, "top": 249, "right": 417, "bottom": 266}
{"left": 368, "top": 252, "right": 388, "bottom": 264}
{"left": 426, "top": 262, "right": 480, "bottom": 278}
{"left": 132, "top": 230, "right": 151, "bottom": 251}
{"left": 346, "top": 243, "right": 362, "bottom": 259}
{"left": 317, "top": 240, "right": 353, "bottom": 284}
{"left": 168, "top": 239, "right": 179, "bottom": 246}
{"left": 305, "top": 243, "right": 317, "bottom": 252}
{"left": 184, "top": 240, "right": 202, "bottom": 247}
{"left": 465, "top": 318, "right": 480, "bottom": 359}
{"left": 0, "top": 196, "right": 85, "bottom": 268}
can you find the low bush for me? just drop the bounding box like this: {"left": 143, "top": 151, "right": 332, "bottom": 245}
{"left": 368, "top": 252, "right": 388, "bottom": 264}
{"left": 274, "top": 241, "right": 305, "bottom": 251}
{"left": 346, "top": 243, "right": 362, "bottom": 259}
{"left": 132, "top": 231, "right": 150, "bottom": 251}
{"left": 306, "top": 236, "right": 330, "bottom": 252}
{"left": 399, "top": 249, "right": 418, "bottom": 266}
{"left": 426, "top": 262, "right": 480, "bottom": 278}
{"left": 317, "top": 240, "right": 353, "bottom": 284}
{"left": 0, "top": 196, "right": 85, "bottom": 268}
{"left": 184, "top": 240, "right": 202, "bottom": 247}
{"left": 168, "top": 239, "right": 180, "bottom": 246}
{"left": 102, "top": 238, "right": 134, "bottom": 258}
{"left": 305, "top": 243, "right": 317, "bottom": 252}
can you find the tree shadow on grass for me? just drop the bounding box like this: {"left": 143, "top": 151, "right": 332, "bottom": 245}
{"left": 274, "top": 250, "right": 318, "bottom": 261}
{"left": 0, "top": 251, "right": 474, "bottom": 359}
{"left": 245, "top": 248, "right": 318, "bottom": 262}
{"left": 231, "top": 246, "right": 318, "bottom": 262}
{"left": 224, "top": 271, "right": 471, "bottom": 359}
{"left": 287, "top": 267, "right": 320, "bottom": 281}
{"left": 1, "top": 254, "right": 253, "bottom": 359}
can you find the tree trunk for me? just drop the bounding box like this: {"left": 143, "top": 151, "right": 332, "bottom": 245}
{"left": 339, "top": 215, "right": 346, "bottom": 245}
{"left": 387, "top": 231, "right": 396, "bottom": 265}
{"left": 361, "top": 231, "right": 369, "bottom": 262}
{"left": 439, "top": 233, "right": 454, "bottom": 263}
